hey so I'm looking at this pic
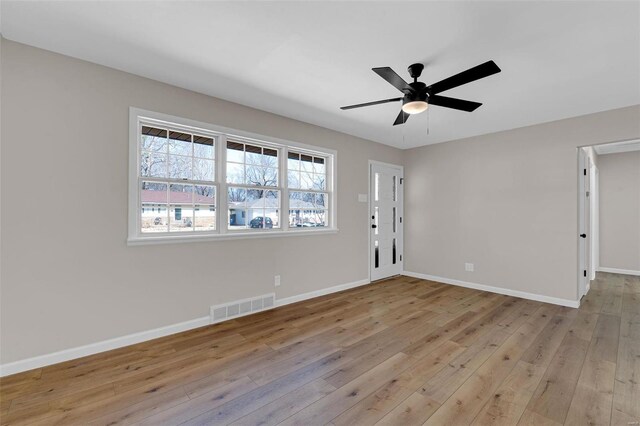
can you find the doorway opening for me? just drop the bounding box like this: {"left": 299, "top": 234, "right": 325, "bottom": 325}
{"left": 577, "top": 139, "right": 640, "bottom": 299}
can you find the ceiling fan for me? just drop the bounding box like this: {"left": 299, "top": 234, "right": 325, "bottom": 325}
{"left": 340, "top": 60, "right": 501, "bottom": 125}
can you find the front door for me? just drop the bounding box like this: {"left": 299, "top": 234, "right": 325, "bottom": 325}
{"left": 370, "top": 162, "right": 403, "bottom": 281}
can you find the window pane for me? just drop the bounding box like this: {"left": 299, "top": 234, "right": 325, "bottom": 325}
{"left": 288, "top": 209, "right": 326, "bottom": 227}
{"left": 141, "top": 126, "right": 167, "bottom": 152}
{"left": 248, "top": 209, "right": 268, "bottom": 228}
{"left": 169, "top": 183, "right": 193, "bottom": 204}
{"left": 169, "top": 155, "right": 191, "bottom": 179}
{"left": 226, "top": 163, "right": 244, "bottom": 184}
{"left": 300, "top": 154, "right": 314, "bottom": 172}
{"left": 245, "top": 144, "right": 263, "bottom": 165}
{"left": 194, "top": 185, "right": 215, "bottom": 204}
{"left": 288, "top": 171, "right": 300, "bottom": 188}
{"left": 193, "top": 158, "right": 214, "bottom": 181}
{"left": 169, "top": 205, "right": 193, "bottom": 232}
{"left": 316, "top": 193, "right": 328, "bottom": 209}
{"left": 194, "top": 135, "right": 214, "bottom": 159}
{"left": 141, "top": 181, "right": 168, "bottom": 233}
{"left": 313, "top": 157, "right": 325, "bottom": 174}
{"left": 288, "top": 152, "right": 300, "bottom": 171}
{"left": 300, "top": 172, "right": 314, "bottom": 190}
{"left": 168, "top": 130, "right": 192, "bottom": 156}
{"left": 245, "top": 166, "right": 278, "bottom": 187}
{"left": 141, "top": 181, "right": 168, "bottom": 199}
{"left": 245, "top": 188, "right": 264, "bottom": 208}
{"left": 140, "top": 152, "right": 167, "bottom": 178}
{"left": 227, "top": 141, "right": 244, "bottom": 162}
{"left": 141, "top": 204, "right": 168, "bottom": 233}
{"left": 312, "top": 174, "right": 326, "bottom": 190}
{"left": 228, "top": 208, "right": 247, "bottom": 229}
{"left": 264, "top": 148, "right": 278, "bottom": 158}
{"left": 194, "top": 205, "right": 216, "bottom": 231}
{"left": 228, "top": 186, "right": 246, "bottom": 204}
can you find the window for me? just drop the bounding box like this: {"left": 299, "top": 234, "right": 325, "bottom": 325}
{"left": 226, "top": 141, "right": 281, "bottom": 230}
{"left": 287, "top": 152, "right": 328, "bottom": 228}
{"left": 129, "top": 109, "right": 336, "bottom": 244}
{"left": 139, "top": 125, "right": 216, "bottom": 234}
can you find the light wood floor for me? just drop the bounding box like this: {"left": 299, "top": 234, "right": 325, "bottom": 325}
{"left": 1, "top": 273, "right": 639, "bottom": 425}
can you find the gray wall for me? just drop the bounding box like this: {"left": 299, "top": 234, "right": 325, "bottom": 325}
{"left": 598, "top": 151, "right": 640, "bottom": 272}
{"left": 403, "top": 105, "right": 640, "bottom": 301}
{"left": 0, "top": 39, "right": 403, "bottom": 364}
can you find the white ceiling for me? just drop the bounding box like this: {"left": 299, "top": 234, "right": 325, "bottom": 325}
{"left": 594, "top": 139, "right": 640, "bottom": 155}
{"left": 1, "top": 1, "right": 639, "bottom": 149}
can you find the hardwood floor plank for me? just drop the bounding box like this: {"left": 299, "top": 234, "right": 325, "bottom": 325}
{"left": 375, "top": 392, "right": 440, "bottom": 426}
{"left": 526, "top": 333, "right": 590, "bottom": 424}
{"left": 613, "top": 336, "right": 640, "bottom": 421}
{"left": 471, "top": 361, "right": 548, "bottom": 426}
{"left": 563, "top": 359, "right": 616, "bottom": 426}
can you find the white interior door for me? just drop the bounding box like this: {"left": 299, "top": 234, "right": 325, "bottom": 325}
{"left": 578, "top": 148, "right": 590, "bottom": 297}
{"left": 370, "top": 162, "right": 403, "bottom": 281}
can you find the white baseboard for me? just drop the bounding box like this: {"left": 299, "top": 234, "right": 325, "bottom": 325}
{"left": 276, "top": 278, "right": 370, "bottom": 307}
{"left": 0, "top": 278, "right": 371, "bottom": 378}
{"left": 597, "top": 267, "right": 640, "bottom": 277}
{"left": 403, "top": 271, "right": 580, "bottom": 309}
{"left": 0, "top": 316, "right": 210, "bottom": 378}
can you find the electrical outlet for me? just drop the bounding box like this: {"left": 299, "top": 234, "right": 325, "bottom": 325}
{"left": 465, "top": 263, "right": 474, "bottom": 272}
{"left": 274, "top": 275, "right": 281, "bottom": 287}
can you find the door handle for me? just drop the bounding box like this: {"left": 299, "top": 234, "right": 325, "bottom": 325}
{"left": 580, "top": 234, "right": 587, "bottom": 238}
{"left": 371, "top": 224, "right": 377, "bottom": 229}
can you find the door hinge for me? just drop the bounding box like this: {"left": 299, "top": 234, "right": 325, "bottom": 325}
{"left": 400, "top": 255, "right": 402, "bottom": 261}
{"left": 584, "top": 270, "right": 587, "bottom": 277}
{"left": 399, "top": 217, "right": 402, "bottom": 223}
{"left": 584, "top": 169, "right": 587, "bottom": 176}
{"left": 400, "top": 178, "right": 404, "bottom": 184}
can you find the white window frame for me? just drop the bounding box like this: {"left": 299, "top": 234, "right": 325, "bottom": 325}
{"left": 128, "top": 107, "right": 337, "bottom": 245}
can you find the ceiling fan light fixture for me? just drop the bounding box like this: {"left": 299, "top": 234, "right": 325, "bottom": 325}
{"left": 402, "top": 100, "right": 429, "bottom": 115}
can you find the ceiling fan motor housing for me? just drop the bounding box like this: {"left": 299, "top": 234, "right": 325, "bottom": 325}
{"left": 408, "top": 63, "right": 424, "bottom": 80}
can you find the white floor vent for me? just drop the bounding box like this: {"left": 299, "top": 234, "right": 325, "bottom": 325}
{"left": 210, "top": 293, "right": 276, "bottom": 324}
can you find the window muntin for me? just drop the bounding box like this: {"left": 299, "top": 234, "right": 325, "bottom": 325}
{"left": 131, "top": 111, "right": 336, "bottom": 242}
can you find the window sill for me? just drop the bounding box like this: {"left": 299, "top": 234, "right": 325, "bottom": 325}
{"left": 127, "top": 228, "right": 339, "bottom": 246}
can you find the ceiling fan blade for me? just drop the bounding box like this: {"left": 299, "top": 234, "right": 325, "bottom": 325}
{"left": 340, "top": 97, "right": 403, "bottom": 110}
{"left": 393, "top": 110, "right": 410, "bottom": 126}
{"left": 428, "top": 95, "right": 482, "bottom": 112}
{"left": 428, "top": 60, "right": 501, "bottom": 94}
{"left": 372, "top": 67, "right": 414, "bottom": 93}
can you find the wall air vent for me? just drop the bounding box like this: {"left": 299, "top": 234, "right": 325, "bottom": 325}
{"left": 209, "top": 293, "right": 276, "bottom": 324}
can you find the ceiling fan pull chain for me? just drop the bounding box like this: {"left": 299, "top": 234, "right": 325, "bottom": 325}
{"left": 427, "top": 108, "right": 430, "bottom": 136}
